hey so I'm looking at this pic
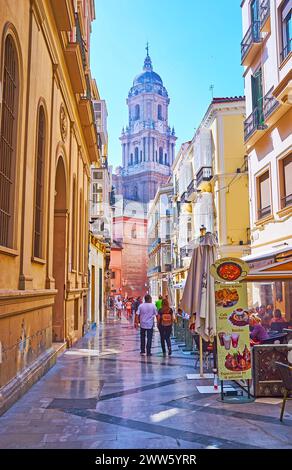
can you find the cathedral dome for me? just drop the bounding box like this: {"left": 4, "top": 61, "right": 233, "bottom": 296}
{"left": 129, "top": 47, "right": 167, "bottom": 97}
{"left": 133, "top": 70, "right": 163, "bottom": 86}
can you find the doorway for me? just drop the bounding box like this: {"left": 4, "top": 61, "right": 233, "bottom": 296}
{"left": 52, "top": 157, "right": 67, "bottom": 342}
{"left": 91, "top": 265, "right": 96, "bottom": 323}
{"left": 99, "top": 268, "right": 103, "bottom": 323}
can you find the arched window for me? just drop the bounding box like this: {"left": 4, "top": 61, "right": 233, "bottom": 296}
{"left": 133, "top": 185, "right": 138, "bottom": 200}
{"left": 134, "top": 147, "right": 139, "bottom": 164}
{"left": 0, "top": 35, "right": 19, "bottom": 248}
{"left": 164, "top": 153, "right": 168, "bottom": 165}
{"left": 140, "top": 150, "right": 143, "bottom": 162}
{"left": 159, "top": 147, "right": 163, "bottom": 164}
{"left": 131, "top": 223, "right": 137, "bottom": 239}
{"left": 158, "top": 104, "right": 162, "bottom": 120}
{"left": 130, "top": 153, "right": 133, "bottom": 166}
{"left": 135, "top": 104, "right": 140, "bottom": 120}
{"left": 33, "top": 106, "right": 46, "bottom": 258}
{"left": 79, "top": 191, "right": 83, "bottom": 272}
{"left": 71, "top": 177, "right": 76, "bottom": 270}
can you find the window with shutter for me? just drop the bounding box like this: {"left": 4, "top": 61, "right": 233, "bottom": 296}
{"left": 34, "top": 106, "right": 46, "bottom": 258}
{"left": 257, "top": 171, "right": 271, "bottom": 219}
{"left": 281, "top": 154, "right": 292, "bottom": 208}
{"left": 0, "top": 35, "right": 19, "bottom": 248}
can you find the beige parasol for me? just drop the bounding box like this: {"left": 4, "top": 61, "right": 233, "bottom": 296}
{"left": 180, "top": 230, "right": 218, "bottom": 375}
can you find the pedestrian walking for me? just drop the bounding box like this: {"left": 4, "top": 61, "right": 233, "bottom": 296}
{"left": 116, "top": 298, "right": 123, "bottom": 320}
{"left": 155, "top": 295, "right": 163, "bottom": 311}
{"left": 125, "top": 298, "right": 132, "bottom": 319}
{"left": 135, "top": 294, "right": 157, "bottom": 356}
{"left": 133, "top": 297, "right": 142, "bottom": 315}
{"left": 157, "top": 298, "right": 174, "bottom": 356}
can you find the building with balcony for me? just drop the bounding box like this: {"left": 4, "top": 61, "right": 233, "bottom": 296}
{"left": 169, "top": 97, "right": 249, "bottom": 307}
{"left": 88, "top": 110, "right": 112, "bottom": 328}
{"left": 241, "top": 0, "right": 292, "bottom": 316}
{"left": 147, "top": 183, "right": 173, "bottom": 301}
{"left": 0, "top": 0, "right": 101, "bottom": 414}
{"left": 170, "top": 142, "right": 194, "bottom": 308}
{"left": 200, "top": 97, "right": 249, "bottom": 258}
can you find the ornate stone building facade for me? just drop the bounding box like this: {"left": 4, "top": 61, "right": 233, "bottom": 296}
{"left": 0, "top": 0, "right": 101, "bottom": 414}
{"left": 113, "top": 47, "right": 177, "bottom": 203}
{"left": 111, "top": 48, "right": 176, "bottom": 298}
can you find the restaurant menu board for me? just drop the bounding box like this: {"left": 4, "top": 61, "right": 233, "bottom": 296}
{"left": 215, "top": 282, "right": 252, "bottom": 381}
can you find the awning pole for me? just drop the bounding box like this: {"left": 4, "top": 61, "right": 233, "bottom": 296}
{"left": 199, "top": 335, "right": 204, "bottom": 377}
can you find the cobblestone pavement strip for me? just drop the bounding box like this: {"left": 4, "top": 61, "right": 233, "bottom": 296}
{"left": 0, "top": 313, "right": 291, "bottom": 449}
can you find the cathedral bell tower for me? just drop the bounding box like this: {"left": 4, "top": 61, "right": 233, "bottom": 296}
{"left": 118, "top": 45, "right": 177, "bottom": 203}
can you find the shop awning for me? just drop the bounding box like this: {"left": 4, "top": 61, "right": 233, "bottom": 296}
{"left": 242, "top": 245, "right": 292, "bottom": 262}
{"left": 245, "top": 258, "right": 292, "bottom": 282}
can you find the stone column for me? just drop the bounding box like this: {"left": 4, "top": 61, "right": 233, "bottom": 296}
{"left": 122, "top": 143, "right": 126, "bottom": 167}
{"left": 148, "top": 136, "right": 151, "bottom": 161}
{"left": 143, "top": 137, "right": 146, "bottom": 162}
{"left": 127, "top": 142, "right": 130, "bottom": 168}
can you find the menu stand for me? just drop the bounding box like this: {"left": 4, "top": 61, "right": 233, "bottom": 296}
{"left": 219, "top": 379, "right": 254, "bottom": 403}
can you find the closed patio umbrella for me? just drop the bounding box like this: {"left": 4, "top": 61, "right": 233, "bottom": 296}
{"left": 180, "top": 230, "right": 218, "bottom": 375}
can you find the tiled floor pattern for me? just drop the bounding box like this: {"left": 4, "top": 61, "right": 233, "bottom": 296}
{"left": 0, "top": 313, "right": 291, "bottom": 449}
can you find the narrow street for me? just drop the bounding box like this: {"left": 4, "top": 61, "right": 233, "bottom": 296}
{"left": 0, "top": 312, "right": 291, "bottom": 450}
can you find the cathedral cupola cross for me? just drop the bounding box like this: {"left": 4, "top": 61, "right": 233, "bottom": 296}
{"left": 143, "top": 42, "right": 153, "bottom": 71}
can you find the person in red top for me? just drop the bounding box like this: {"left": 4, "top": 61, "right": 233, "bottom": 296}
{"left": 271, "top": 308, "right": 284, "bottom": 323}
{"left": 125, "top": 299, "right": 132, "bottom": 319}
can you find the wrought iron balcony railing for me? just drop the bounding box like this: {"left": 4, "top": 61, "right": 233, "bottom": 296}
{"left": 163, "top": 264, "right": 172, "bottom": 272}
{"left": 263, "top": 88, "right": 280, "bottom": 120}
{"left": 241, "top": 21, "right": 261, "bottom": 63}
{"left": 148, "top": 237, "right": 161, "bottom": 254}
{"left": 260, "top": 0, "right": 270, "bottom": 29}
{"left": 75, "top": 13, "right": 87, "bottom": 69}
{"left": 180, "top": 246, "right": 193, "bottom": 258}
{"left": 244, "top": 107, "right": 267, "bottom": 141}
{"left": 180, "top": 191, "right": 187, "bottom": 203}
{"left": 280, "top": 38, "right": 292, "bottom": 63}
{"left": 258, "top": 205, "right": 271, "bottom": 220}
{"left": 187, "top": 179, "right": 196, "bottom": 198}
{"left": 196, "top": 167, "right": 213, "bottom": 187}
{"left": 147, "top": 266, "right": 161, "bottom": 276}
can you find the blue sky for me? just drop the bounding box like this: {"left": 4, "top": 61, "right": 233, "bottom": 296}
{"left": 91, "top": 0, "right": 244, "bottom": 168}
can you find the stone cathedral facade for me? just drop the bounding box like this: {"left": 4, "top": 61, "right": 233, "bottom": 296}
{"left": 113, "top": 48, "right": 177, "bottom": 203}
{"left": 111, "top": 49, "right": 176, "bottom": 298}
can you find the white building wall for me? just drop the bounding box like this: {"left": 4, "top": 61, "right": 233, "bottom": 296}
{"left": 88, "top": 246, "right": 105, "bottom": 326}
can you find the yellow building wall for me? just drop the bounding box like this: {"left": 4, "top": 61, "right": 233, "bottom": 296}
{"left": 0, "top": 0, "right": 98, "bottom": 404}
{"left": 223, "top": 114, "right": 249, "bottom": 249}
{"left": 211, "top": 112, "right": 249, "bottom": 257}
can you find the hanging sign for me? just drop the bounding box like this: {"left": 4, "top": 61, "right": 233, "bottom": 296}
{"left": 211, "top": 258, "right": 251, "bottom": 381}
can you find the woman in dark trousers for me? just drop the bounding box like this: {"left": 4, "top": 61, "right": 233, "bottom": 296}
{"left": 157, "top": 299, "right": 174, "bottom": 356}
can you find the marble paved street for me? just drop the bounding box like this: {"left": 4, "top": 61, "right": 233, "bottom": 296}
{"left": 0, "top": 313, "right": 292, "bottom": 449}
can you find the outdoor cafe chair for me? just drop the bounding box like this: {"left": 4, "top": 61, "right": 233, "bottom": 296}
{"left": 275, "top": 362, "right": 292, "bottom": 422}
{"left": 193, "top": 334, "right": 213, "bottom": 370}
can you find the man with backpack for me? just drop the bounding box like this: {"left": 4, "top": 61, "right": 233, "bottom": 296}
{"left": 157, "top": 298, "right": 174, "bottom": 356}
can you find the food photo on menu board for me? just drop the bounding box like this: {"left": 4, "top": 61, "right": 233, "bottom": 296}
{"left": 215, "top": 282, "right": 252, "bottom": 381}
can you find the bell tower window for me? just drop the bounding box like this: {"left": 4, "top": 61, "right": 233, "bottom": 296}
{"left": 159, "top": 147, "right": 163, "bottom": 164}
{"left": 135, "top": 104, "right": 140, "bottom": 120}
{"left": 135, "top": 147, "right": 139, "bottom": 164}
{"left": 158, "top": 104, "right": 162, "bottom": 120}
